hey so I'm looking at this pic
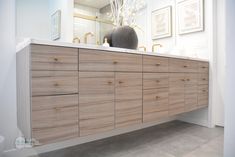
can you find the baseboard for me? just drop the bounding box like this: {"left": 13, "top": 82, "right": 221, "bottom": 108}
{"left": 4, "top": 117, "right": 176, "bottom": 157}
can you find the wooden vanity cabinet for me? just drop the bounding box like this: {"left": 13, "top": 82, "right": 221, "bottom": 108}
{"left": 17, "top": 45, "right": 209, "bottom": 146}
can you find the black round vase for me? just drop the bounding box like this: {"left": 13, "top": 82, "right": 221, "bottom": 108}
{"left": 104, "top": 26, "right": 138, "bottom": 50}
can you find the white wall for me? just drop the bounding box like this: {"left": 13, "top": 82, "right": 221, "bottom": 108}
{"left": 16, "top": 0, "right": 51, "bottom": 42}
{"left": 135, "top": 5, "right": 148, "bottom": 47}
{"left": 0, "top": 0, "right": 19, "bottom": 152}
{"left": 224, "top": 0, "right": 235, "bottom": 156}
{"left": 49, "top": 0, "right": 74, "bottom": 42}
{"left": 16, "top": 0, "right": 74, "bottom": 43}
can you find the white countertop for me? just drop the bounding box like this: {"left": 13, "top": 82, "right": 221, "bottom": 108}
{"left": 16, "top": 39, "right": 209, "bottom": 62}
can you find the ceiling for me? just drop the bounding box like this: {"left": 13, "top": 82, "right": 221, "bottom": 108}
{"left": 74, "top": 0, "right": 110, "bottom": 9}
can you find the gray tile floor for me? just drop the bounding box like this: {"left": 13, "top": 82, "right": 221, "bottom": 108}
{"left": 35, "top": 121, "right": 224, "bottom": 157}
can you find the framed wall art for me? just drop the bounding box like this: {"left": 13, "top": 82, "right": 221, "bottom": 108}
{"left": 152, "top": 6, "right": 172, "bottom": 39}
{"left": 178, "top": 0, "right": 204, "bottom": 35}
{"left": 51, "top": 10, "right": 61, "bottom": 40}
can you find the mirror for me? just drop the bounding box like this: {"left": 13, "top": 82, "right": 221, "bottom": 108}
{"left": 73, "top": 0, "right": 148, "bottom": 46}
{"left": 73, "top": 0, "right": 114, "bottom": 45}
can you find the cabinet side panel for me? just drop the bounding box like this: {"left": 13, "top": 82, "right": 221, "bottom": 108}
{"left": 17, "top": 46, "right": 31, "bottom": 139}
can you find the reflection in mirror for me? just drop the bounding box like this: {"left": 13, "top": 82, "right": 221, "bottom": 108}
{"left": 73, "top": 0, "right": 114, "bottom": 45}
{"left": 73, "top": 0, "right": 147, "bottom": 47}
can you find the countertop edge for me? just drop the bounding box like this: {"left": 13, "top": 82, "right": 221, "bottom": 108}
{"left": 16, "top": 39, "right": 209, "bottom": 62}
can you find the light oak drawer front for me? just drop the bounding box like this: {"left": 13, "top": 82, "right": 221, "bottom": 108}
{"left": 198, "top": 73, "right": 209, "bottom": 85}
{"left": 185, "top": 84, "right": 198, "bottom": 112}
{"left": 143, "top": 88, "right": 169, "bottom": 122}
{"left": 31, "top": 45, "right": 78, "bottom": 71}
{"left": 79, "top": 72, "right": 115, "bottom": 136}
{"left": 32, "top": 71, "right": 78, "bottom": 96}
{"left": 169, "top": 73, "right": 185, "bottom": 116}
{"left": 198, "top": 62, "right": 209, "bottom": 73}
{"left": 115, "top": 73, "right": 142, "bottom": 100}
{"left": 169, "top": 59, "right": 198, "bottom": 73}
{"left": 184, "top": 73, "right": 198, "bottom": 112}
{"left": 79, "top": 49, "right": 142, "bottom": 72}
{"left": 184, "top": 73, "right": 198, "bottom": 85}
{"left": 115, "top": 73, "right": 142, "bottom": 128}
{"left": 32, "top": 95, "right": 79, "bottom": 144}
{"left": 198, "top": 85, "right": 209, "bottom": 108}
{"left": 143, "top": 73, "right": 169, "bottom": 90}
{"left": 143, "top": 56, "right": 169, "bottom": 72}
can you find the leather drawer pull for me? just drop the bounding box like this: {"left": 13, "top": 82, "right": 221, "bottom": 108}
{"left": 155, "top": 63, "right": 161, "bottom": 66}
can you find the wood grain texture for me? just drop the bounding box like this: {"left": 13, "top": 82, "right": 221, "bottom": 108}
{"left": 184, "top": 73, "right": 198, "bottom": 112}
{"left": 198, "top": 84, "right": 209, "bottom": 108}
{"left": 32, "top": 71, "right": 78, "bottom": 96}
{"left": 198, "top": 61, "right": 209, "bottom": 73}
{"left": 143, "top": 73, "right": 169, "bottom": 90}
{"left": 16, "top": 45, "right": 32, "bottom": 139}
{"left": 79, "top": 72, "right": 115, "bottom": 136}
{"left": 169, "top": 58, "right": 198, "bottom": 73}
{"left": 31, "top": 44, "right": 78, "bottom": 71}
{"left": 169, "top": 73, "right": 185, "bottom": 116}
{"left": 16, "top": 44, "right": 211, "bottom": 146}
{"left": 32, "top": 123, "right": 79, "bottom": 145}
{"left": 198, "top": 73, "right": 209, "bottom": 85}
{"left": 32, "top": 94, "right": 79, "bottom": 144}
{"left": 185, "top": 60, "right": 199, "bottom": 73}
{"left": 115, "top": 73, "right": 143, "bottom": 128}
{"left": 143, "top": 88, "right": 169, "bottom": 122}
{"left": 79, "top": 49, "right": 142, "bottom": 72}
{"left": 143, "top": 55, "right": 169, "bottom": 72}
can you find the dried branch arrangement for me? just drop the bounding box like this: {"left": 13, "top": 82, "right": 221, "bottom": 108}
{"left": 109, "top": 0, "right": 146, "bottom": 27}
